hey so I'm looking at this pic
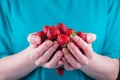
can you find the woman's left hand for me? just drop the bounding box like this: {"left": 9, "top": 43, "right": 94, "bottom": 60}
{"left": 62, "top": 34, "right": 96, "bottom": 70}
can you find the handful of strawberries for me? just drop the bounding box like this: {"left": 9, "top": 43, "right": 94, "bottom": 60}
{"left": 36, "top": 23, "right": 86, "bottom": 48}
{"left": 36, "top": 23, "right": 86, "bottom": 76}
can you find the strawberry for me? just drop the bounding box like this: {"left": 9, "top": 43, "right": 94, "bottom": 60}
{"left": 66, "top": 29, "right": 76, "bottom": 38}
{"left": 77, "top": 32, "right": 86, "bottom": 41}
{"left": 57, "top": 34, "right": 70, "bottom": 47}
{"left": 43, "top": 25, "right": 49, "bottom": 35}
{"left": 56, "top": 23, "right": 67, "bottom": 34}
{"left": 66, "top": 29, "right": 74, "bottom": 36}
{"left": 55, "top": 27, "right": 61, "bottom": 35}
{"left": 36, "top": 31, "right": 46, "bottom": 42}
{"left": 36, "top": 31, "right": 44, "bottom": 37}
{"left": 35, "top": 23, "right": 88, "bottom": 76}
{"left": 47, "top": 26, "right": 60, "bottom": 40}
{"left": 56, "top": 67, "right": 64, "bottom": 76}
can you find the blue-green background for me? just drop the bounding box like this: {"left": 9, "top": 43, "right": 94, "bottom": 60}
{"left": 0, "top": 0, "right": 120, "bottom": 80}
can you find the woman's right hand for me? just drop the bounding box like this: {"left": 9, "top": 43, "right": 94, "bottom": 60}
{"left": 27, "top": 33, "right": 63, "bottom": 69}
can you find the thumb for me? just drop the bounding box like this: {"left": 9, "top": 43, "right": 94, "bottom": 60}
{"left": 27, "top": 33, "right": 42, "bottom": 48}
{"left": 85, "top": 33, "right": 96, "bottom": 43}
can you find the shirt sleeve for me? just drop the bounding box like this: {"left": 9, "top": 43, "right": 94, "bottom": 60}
{"left": 0, "top": 0, "right": 14, "bottom": 58}
{"left": 101, "top": 0, "right": 120, "bottom": 58}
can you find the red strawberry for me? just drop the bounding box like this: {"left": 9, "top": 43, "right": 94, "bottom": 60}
{"left": 36, "top": 31, "right": 46, "bottom": 42}
{"left": 66, "top": 29, "right": 76, "bottom": 38}
{"left": 66, "top": 29, "right": 74, "bottom": 35}
{"left": 57, "top": 34, "right": 70, "bottom": 47}
{"left": 77, "top": 32, "right": 86, "bottom": 41}
{"left": 55, "top": 27, "right": 61, "bottom": 35}
{"left": 56, "top": 23, "right": 67, "bottom": 34}
{"left": 36, "top": 31, "right": 44, "bottom": 37}
{"left": 43, "top": 25, "right": 49, "bottom": 34}
{"left": 47, "top": 26, "right": 60, "bottom": 40}
{"left": 56, "top": 67, "right": 64, "bottom": 76}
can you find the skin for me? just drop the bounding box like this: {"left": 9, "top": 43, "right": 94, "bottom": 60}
{"left": 0, "top": 37, "right": 63, "bottom": 80}
{"left": 62, "top": 35, "right": 119, "bottom": 80}
{"left": 0, "top": 33, "right": 118, "bottom": 80}
{"left": 29, "top": 33, "right": 119, "bottom": 80}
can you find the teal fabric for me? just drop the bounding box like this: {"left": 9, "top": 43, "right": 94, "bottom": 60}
{"left": 0, "top": 0, "right": 120, "bottom": 80}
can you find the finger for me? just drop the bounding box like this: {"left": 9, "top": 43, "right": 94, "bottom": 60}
{"left": 27, "top": 33, "right": 42, "bottom": 47}
{"left": 56, "top": 60, "right": 64, "bottom": 68}
{"left": 85, "top": 33, "right": 96, "bottom": 43}
{"left": 43, "top": 51, "right": 63, "bottom": 68}
{"left": 35, "top": 41, "right": 59, "bottom": 66}
{"left": 72, "top": 35, "right": 93, "bottom": 59}
{"left": 62, "top": 48, "right": 81, "bottom": 69}
{"left": 30, "top": 40, "right": 53, "bottom": 61}
{"left": 62, "top": 57, "right": 73, "bottom": 71}
{"left": 67, "top": 42, "right": 88, "bottom": 65}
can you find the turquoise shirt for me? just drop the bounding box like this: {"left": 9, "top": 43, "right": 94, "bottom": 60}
{"left": 0, "top": 0, "right": 120, "bottom": 80}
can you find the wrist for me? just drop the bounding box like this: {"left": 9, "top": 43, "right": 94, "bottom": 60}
{"left": 23, "top": 46, "right": 38, "bottom": 67}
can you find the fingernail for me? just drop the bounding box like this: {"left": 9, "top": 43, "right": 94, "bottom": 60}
{"left": 53, "top": 42, "right": 58, "bottom": 48}
{"left": 87, "top": 35, "right": 92, "bottom": 40}
{"left": 34, "top": 37, "right": 40, "bottom": 44}
{"left": 57, "top": 51, "right": 63, "bottom": 57}
{"left": 46, "top": 41, "right": 53, "bottom": 46}
{"left": 63, "top": 48, "right": 67, "bottom": 54}
{"left": 69, "top": 43, "right": 74, "bottom": 49}
{"left": 74, "top": 36, "right": 79, "bottom": 41}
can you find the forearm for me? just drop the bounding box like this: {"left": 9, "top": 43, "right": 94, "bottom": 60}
{"left": 0, "top": 47, "right": 37, "bottom": 80}
{"left": 81, "top": 52, "right": 119, "bottom": 80}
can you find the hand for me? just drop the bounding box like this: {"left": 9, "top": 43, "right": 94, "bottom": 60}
{"left": 27, "top": 33, "right": 63, "bottom": 69}
{"left": 62, "top": 33, "right": 96, "bottom": 70}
